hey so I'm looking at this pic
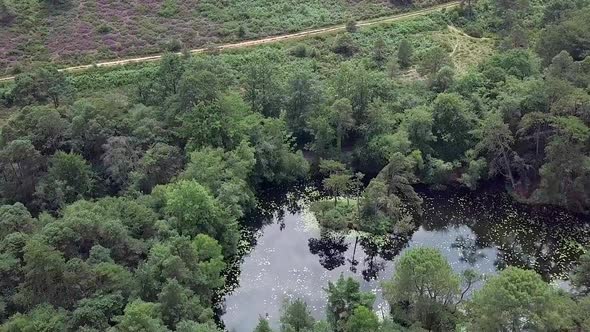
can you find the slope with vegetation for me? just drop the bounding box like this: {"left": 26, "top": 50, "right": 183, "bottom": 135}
{"left": 0, "top": 0, "right": 453, "bottom": 75}
{"left": 0, "top": 0, "right": 589, "bottom": 330}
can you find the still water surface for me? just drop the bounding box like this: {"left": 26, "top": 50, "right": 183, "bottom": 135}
{"left": 221, "top": 188, "right": 590, "bottom": 332}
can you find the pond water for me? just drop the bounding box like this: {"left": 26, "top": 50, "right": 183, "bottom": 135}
{"left": 220, "top": 187, "right": 590, "bottom": 332}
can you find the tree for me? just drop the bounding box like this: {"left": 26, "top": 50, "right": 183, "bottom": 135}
{"left": 36, "top": 152, "right": 95, "bottom": 210}
{"left": 280, "top": 298, "right": 315, "bottom": 332}
{"left": 254, "top": 317, "right": 274, "bottom": 332}
{"left": 244, "top": 56, "right": 283, "bottom": 117}
{"left": 329, "top": 98, "right": 355, "bottom": 154}
{"left": 158, "top": 53, "right": 185, "bottom": 96}
{"left": 430, "top": 66, "right": 455, "bottom": 92}
{"left": 162, "top": 180, "right": 239, "bottom": 256}
{"left": 1, "top": 304, "right": 67, "bottom": 331}
{"left": 332, "top": 34, "right": 357, "bottom": 57}
{"left": 346, "top": 20, "right": 357, "bottom": 33}
{"left": 11, "top": 66, "right": 73, "bottom": 107}
{"left": 17, "top": 238, "right": 66, "bottom": 308}
{"left": 467, "top": 267, "right": 574, "bottom": 331}
{"left": 0, "top": 139, "right": 44, "bottom": 204}
{"left": 101, "top": 136, "right": 140, "bottom": 192}
{"left": 325, "top": 275, "right": 375, "bottom": 332}
{"left": 572, "top": 250, "right": 590, "bottom": 295}
{"left": 382, "top": 248, "right": 461, "bottom": 330}
{"left": 417, "top": 46, "right": 451, "bottom": 77}
{"left": 158, "top": 279, "right": 211, "bottom": 329}
{"left": 0, "top": 203, "right": 36, "bottom": 239}
{"left": 345, "top": 306, "right": 379, "bottom": 332}
{"left": 1, "top": 105, "right": 70, "bottom": 154}
{"left": 178, "top": 70, "right": 220, "bottom": 112}
{"left": 285, "top": 68, "right": 322, "bottom": 142}
{"left": 70, "top": 292, "right": 125, "bottom": 331}
{"left": 131, "top": 143, "right": 184, "bottom": 194}
{"left": 372, "top": 38, "right": 388, "bottom": 68}
{"left": 534, "top": 117, "right": 590, "bottom": 212}
{"left": 112, "top": 300, "right": 169, "bottom": 332}
{"left": 473, "top": 112, "right": 519, "bottom": 188}
{"left": 431, "top": 93, "right": 475, "bottom": 162}
{"left": 397, "top": 39, "right": 413, "bottom": 68}
{"left": 537, "top": 7, "right": 590, "bottom": 63}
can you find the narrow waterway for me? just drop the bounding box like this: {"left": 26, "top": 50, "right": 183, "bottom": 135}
{"left": 221, "top": 188, "right": 590, "bottom": 332}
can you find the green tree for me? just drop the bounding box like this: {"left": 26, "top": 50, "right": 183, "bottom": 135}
{"left": 101, "top": 136, "right": 140, "bottom": 192}
{"left": 431, "top": 93, "right": 475, "bottom": 161}
{"left": 254, "top": 317, "right": 274, "bottom": 332}
{"left": 330, "top": 98, "right": 355, "bottom": 154}
{"left": 280, "top": 298, "right": 315, "bottom": 332}
{"left": 1, "top": 304, "right": 67, "bottom": 331}
{"left": 473, "top": 112, "right": 520, "bottom": 188}
{"left": 162, "top": 180, "right": 239, "bottom": 256}
{"left": 0, "top": 140, "right": 44, "bottom": 204}
{"left": 131, "top": 143, "right": 184, "bottom": 194}
{"left": 467, "top": 267, "right": 574, "bottom": 331}
{"left": 0, "top": 203, "right": 36, "bottom": 239}
{"left": 397, "top": 39, "right": 413, "bottom": 68}
{"left": 285, "top": 69, "right": 322, "bottom": 142}
{"left": 417, "top": 46, "right": 451, "bottom": 77}
{"left": 11, "top": 66, "right": 73, "bottom": 107}
{"left": 373, "top": 38, "right": 388, "bottom": 68}
{"left": 244, "top": 56, "right": 283, "bottom": 117}
{"left": 325, "top": 275, "right": 375, "bottom": 332}
{"left": 112, "top": 300, "right": 169, "bottom": 332}
{"left": 36, "top": 152, "right": 95, "bottom": 210}
{"left": 158, "top": 53, "right": 185, "bottom": 96}
{"left": 346, "top": 306, "right": 379, "bottom": 332}
{"left": 382, "top": 248, "right": 461, "bottom": 331}
{"left": 572, "top": 250, "right": 590, "bottom": 295}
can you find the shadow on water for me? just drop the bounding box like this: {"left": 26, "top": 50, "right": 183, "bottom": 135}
{"left": 217, "top": 183, "right": 590, "bottom": 332}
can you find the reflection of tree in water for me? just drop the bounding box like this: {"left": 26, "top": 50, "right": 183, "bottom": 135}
{"left": 308, "top": 232, "right": 349, "bottom": 270}
{"left": 451, "top": 236, "right": 486, "bottom": 266}
{"left": 357, "top": 233, "right": 413, "bottom": 281}
{"left": 420, "top": 187, "right": 590, "bottom": 281}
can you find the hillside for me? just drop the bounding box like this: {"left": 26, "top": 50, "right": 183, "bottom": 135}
{"left": 0, "top": 0, "right": 450, "bottom": 75}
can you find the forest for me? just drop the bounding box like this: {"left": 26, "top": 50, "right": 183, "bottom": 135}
{"left": 0, "top": 0, "right": 590, "bottom": 331}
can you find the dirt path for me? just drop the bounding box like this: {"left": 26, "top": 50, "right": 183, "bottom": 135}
{"left": 0, "top": 1, "right": 459, "bottom": 83}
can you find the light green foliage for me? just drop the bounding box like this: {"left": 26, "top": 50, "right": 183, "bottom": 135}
{"left": 467, "top": 267, "right": 575, "bottom": 331}
{"left": 345, "top": 306, "right": 379, "bottom": 332}
{"left": 136, "top": 234, "right": 225, "bottom": 305}
{"left": 162, "top": 180, "right": 239, "bottom": 256}
{"left": 112, "top": 299, "right": 169, "bottom": 332}
{"left": 1, "top": 304, "right": 67, "bottom": 331}
{"left": 182, "top": 142, "right": 256, "bottom": 219}
{"left": 0, "top": 203, "right": 35, "bottom": 239}
{"left": 382, "top": 248, "right": 461, "bottom": 330}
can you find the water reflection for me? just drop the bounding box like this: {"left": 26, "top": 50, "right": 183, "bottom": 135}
{"left": 221, "top": 187, "right": 590, "bottom": 332}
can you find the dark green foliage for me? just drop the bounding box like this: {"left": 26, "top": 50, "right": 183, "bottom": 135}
{"left": 397, "top": 39, "right": 413, "bottom": 68}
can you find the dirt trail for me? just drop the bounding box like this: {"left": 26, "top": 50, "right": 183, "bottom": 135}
{"left": 0, "top": 1, "right": 459, "bottom": 83}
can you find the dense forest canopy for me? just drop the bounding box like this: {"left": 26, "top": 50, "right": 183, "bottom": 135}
{"left": 0, "top": 0, "right": 590, "bottom": 331}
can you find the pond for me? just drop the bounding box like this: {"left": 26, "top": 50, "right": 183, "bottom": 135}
{"left": 220, "top": 186, "right": 590, "bottom": 332}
